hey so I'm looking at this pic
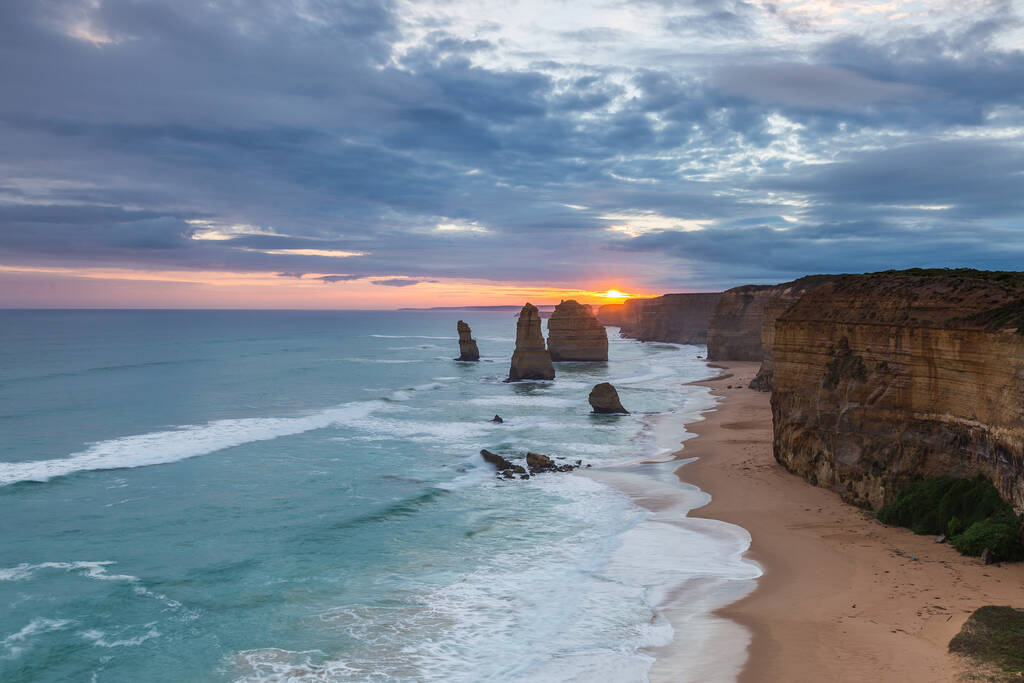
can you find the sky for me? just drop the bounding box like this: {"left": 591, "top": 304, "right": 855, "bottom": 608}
{"left": 2, "top": 0, "right": 1024, "bottom": 308}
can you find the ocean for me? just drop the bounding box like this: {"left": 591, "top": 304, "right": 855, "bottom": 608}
{"left": 0, "top": 310, "right": 760, "bottom": 682}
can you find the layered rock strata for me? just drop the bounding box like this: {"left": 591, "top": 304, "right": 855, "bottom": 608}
{"left": 456, "top": 320, "right": 480, "bottom": 361}
{"left": 546, "top": 300, "right": 608, "bottom": 361}
{"left": 508, "top": 303, "right": 555, "bottom": 381}
{"left": 597, "top": 293, "right": 722, "bottom": 344}
{"left": 771, "top": 270, "right": 1024, "bottom": 513}
{"left": 748, "top": 275, "right": 837, "bottom": 391}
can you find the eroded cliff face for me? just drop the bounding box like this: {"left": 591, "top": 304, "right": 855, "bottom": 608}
{"left": 597, "top": 293, "right": 721, "bottom": 344}
{"left": 706, "top": 286, "right": 775, "bottom": 361}
{"left": 748, "top": 275, "right": 838, "bottom": 391}
{"left": 547, "top": 300, "right": 608, "bottom": 361}
{"left": 771, "top": 271, "right": 1024, "bottom": 513}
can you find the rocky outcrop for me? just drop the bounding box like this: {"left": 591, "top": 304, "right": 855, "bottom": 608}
{"left": 589, "top": 382, "right": 628, "bottom": 414}
{"left": 547, "top": 300, "right": 608, "bottom": 361}
{"left": 508, "top": 303, "right": 555, "bottom": 381}
{"left": 598, "top": 293, "right": 722, "bottom": 344}
{"left": 456, "top": 320, "right": 480, "bottom": 361}
{"left": 748, "top": 275, "right": 838, "bottom": 391}
{"left": 771, "top": 269, "right": 1024, "bottom": 513}
{"left": 481, "top": 449, "right": 582, "bottom": 478}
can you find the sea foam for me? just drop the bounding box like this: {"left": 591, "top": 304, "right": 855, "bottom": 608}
{"left": 0, "top": 401, "right": 384, "bottom": 486}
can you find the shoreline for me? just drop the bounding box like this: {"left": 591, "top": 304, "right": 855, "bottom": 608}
{"left": 675, "top": 361, "right": 1024, "bottom": 682}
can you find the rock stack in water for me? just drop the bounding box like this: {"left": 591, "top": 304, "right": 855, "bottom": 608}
{"left": 455, "top": 320, "right": 480, "bottom": 361}
{"left": 508, "top": 303, "right": 555, "bottom": 381}
{"left": 589, "top": 382, "right": 628, "bottom": 414}
{"left": 546, "top": 300, "right": 609, "bottom": 361}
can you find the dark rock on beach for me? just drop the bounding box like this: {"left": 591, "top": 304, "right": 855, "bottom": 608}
{"left": 456, "top": 320, "right": 480, "bottom": 361}
{"left": 589, "top": 382, "right": 629, "bottom": 414}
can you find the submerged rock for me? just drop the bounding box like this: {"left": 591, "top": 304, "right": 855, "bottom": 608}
{"left": 547, "top": 300, "right": 608, "bottom": 361}
{"left": 589, "top": 382, "right": 629, "bottom": 414}
{"left": 508, "top": 303, "right": 555, "bottom": 381}
{"left": 455, "top": 320, "right": 480, "bottom": 361}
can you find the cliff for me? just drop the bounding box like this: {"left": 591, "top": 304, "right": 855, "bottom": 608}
{"left": 455, "top": 320, "right": 480, "bottom": 361}
{"left": 706, "top": 285, "right": 776, "bottom": 361}
{"left": 770, "top": 269, "right": 1024, "bottom": 513}
{"left": 547, "top": 300, "right": 608, "bottom": 361}
{"left": 597, "top": 293, "right": 722, "bottom": 344}
{"left": 508, "top": 303, "right": 555, "bottom": 381}
{"left": 748, "top": 275, "right": 838, "bottom": 391}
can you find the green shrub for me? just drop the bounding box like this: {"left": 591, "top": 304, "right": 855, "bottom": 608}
{"left": 952, "top": 512, "right": 1024, "bottom": 561}
{"left": 878, "top": 474, "right": 1024, "bottom": 561}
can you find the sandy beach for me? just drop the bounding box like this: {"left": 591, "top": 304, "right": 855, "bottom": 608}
{"left": 677, "top": 361, "right": 1024, "bottom": 682}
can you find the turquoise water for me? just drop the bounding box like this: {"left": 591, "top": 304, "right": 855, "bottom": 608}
{"left": 0, "top": 310, "right": 752, "bottom": 682}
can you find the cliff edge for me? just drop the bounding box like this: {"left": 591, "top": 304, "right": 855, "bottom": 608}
{"left": 771, "top": 269, "right": 1024, "bottom": 513}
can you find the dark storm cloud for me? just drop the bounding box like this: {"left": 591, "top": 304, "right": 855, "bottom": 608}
{"left": 1, "top": 0, "right": 1023, "bottom": 292}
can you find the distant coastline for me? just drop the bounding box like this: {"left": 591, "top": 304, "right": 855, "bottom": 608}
{"left": 397, "top": 304, "right": 557, "bottom": 311}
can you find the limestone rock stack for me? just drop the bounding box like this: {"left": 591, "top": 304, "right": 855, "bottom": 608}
{"left": 508, "top": 303, "right": 555, "bottom": 381}
{"left": 546, "top": 300, "right": 608, "bottom": 361}
{"left": 455, "top": 320, "right": 480, "bottom": 361}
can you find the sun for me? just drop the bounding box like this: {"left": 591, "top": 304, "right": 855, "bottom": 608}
{"left": 600, "top": 289, "right": 630, "bottom": 299}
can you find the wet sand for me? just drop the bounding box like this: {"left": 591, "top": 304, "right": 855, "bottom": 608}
{"left": 676, "top": 361, "right": 1024, "bottom": 682}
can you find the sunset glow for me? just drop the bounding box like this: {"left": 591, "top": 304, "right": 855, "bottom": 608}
{"left": 0, "top": 265, "right": 657, "bottom": 309}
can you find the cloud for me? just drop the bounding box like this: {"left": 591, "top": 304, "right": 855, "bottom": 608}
{"left": 713, "top": 63, "right": 933, "bottom": 109}
{"left": 316, "top": 274, "right": 362, "bottom": 283}
{"left": 371, "top": 277, "right": 426, "bottom": 287}
{"left": 1, "top": 0, "right": 1023, "bottom": 298}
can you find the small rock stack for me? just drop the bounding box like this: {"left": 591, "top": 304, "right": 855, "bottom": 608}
{"left": 455, "top": 320, "right": 480, "bottom": 361}
{"left": 589, "top": 382, "right": 628, "bottom": 414}
{"left": 546, "top": 300, "right": 609, "bottom": 362}
{"left": 508, "top": 303, "right": 555, "bottom": 381}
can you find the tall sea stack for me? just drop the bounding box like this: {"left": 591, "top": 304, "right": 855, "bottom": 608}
{"left": 547, "top": 300, "right": 608, "bottom": 361}
{"left": 508, "top": 303, "right": 555, "bottom": 381}
{"left": 455, "top": 320, "right": 480, "bottom": 361}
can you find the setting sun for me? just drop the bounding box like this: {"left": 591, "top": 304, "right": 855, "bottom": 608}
{"left": 598, "top": 289, "right": 631, "bottom": 301}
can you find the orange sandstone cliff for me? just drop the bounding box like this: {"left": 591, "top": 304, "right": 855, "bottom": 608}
{"left": 596, "top": 293, "right": 721, "bottom": 344}
{"left": 771, "top": 270, "right": 1024, "bottom": 513}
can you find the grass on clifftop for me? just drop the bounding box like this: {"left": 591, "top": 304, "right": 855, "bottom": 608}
{"left": 878, "top": 474, "right": 1024, "bottom": 561}
{"left": 871, "top": 267, "right": 1024, "bottom": 287}
{"left": 950, "top": 606, "right": 1024, "bottom": 679}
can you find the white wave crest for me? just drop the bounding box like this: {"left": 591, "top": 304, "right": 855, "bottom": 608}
{"left": 0, "top": 401, "right": 384, "bottom": 486}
